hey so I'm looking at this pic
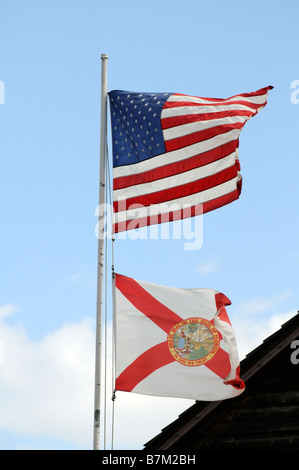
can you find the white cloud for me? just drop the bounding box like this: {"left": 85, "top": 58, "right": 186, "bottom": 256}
{"left": 0, "top": 304, "right": 19, "bottom": 320}
{"left": 228, "top": 290, "right": 295, "bottom": 360}
{"left": 232, "top": 307, "right": 297, "bottom": 360}
{"left": 194, "top": 260, "right": 218, "bottom": 274}
{"left": 68, "top": 267, "right": 94, "bottom": 287}
{"left": 235, "top": 290, "right": 292, "bottom": 316}
{"left": 0, "top": 307, "right": 95, "bottom": 448}
{"left": 268, "top": 310, "right": 296, "bottom": 332}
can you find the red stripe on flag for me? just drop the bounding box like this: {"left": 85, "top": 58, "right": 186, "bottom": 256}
{"left": 164, "top": 123, "right": 243, "bottom": 152}
{"left": 115, "top": 341, "right": 174, "bottom": 392}
{"left": 163, "top": 98, "right": 264, "bottom": 111}
{"left": 217, "top": 306, "right": 232, "bottom": 326}
{"left": 215, "top": 293, "right": 231, "bottom": 310}
{"left": 166, "top": 87, "right": 272, "bottom": 105}
{"left": 113, "top": 140, "right": 238, "bottom": 190}
{"left": 115, "top": 274, "right": 182, "bottom": 334}
{"left": 204, "top": 347, "right": 231, "bottom": 379}
{"left": 161, "top": 109, "right": 253, "bottom": 129}
{"left": 225, "top": 365, "right": 245, "bottom": 390}
{"left": 113, "top": 188, "right": 240, "bottom": 233}
{"left": 113, "top": 165, "right": 239, "bottom": 212}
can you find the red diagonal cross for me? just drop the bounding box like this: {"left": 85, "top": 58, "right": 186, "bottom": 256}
{"left": 115, "top": 274, "right": 241, "bottom": 392}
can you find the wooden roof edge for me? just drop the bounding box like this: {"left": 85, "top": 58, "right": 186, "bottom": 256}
{"left": 143, "top": 311, "right": 299, "bottom": 450}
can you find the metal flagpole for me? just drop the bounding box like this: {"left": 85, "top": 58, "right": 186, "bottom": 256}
{"left": 93, "top": 53, "right": 108, "bottom": 450}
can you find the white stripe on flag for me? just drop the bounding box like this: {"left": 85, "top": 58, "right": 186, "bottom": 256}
{"left": 113, "top": 176, "right": 241, "bottom": 225}
{"left": 162, "top": 116, "right": 247, "bottom": 141}
{"left": 167, "top": 91, "right": 270, "bottom": 105}
{"left": 113, "top": 151, "right": 237, "bottom": 201}
{"left": 113, "top": 128, "right": 240, "bottom": 180}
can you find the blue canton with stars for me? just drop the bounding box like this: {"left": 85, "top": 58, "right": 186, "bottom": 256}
{"left": 109, "top": 90, "right": 171, "bottom": 167}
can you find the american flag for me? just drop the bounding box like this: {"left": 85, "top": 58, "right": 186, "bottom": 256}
{"left": 109, "top": 86, "right": 272, "bottom": 233}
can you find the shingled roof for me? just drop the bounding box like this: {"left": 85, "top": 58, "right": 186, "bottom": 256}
{"left": 144, "top": 312, "right": 299, "bottom": 451}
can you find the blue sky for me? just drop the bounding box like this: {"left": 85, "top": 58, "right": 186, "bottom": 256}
{"left": 0, "top": 0, "right": 298, "bottom": 450}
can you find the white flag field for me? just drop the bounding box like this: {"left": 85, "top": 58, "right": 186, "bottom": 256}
{"left": 114, "top": 273, "right": 245, "bottom": 401}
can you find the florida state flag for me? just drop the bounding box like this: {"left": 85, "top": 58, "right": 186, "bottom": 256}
{"left": 114, "top": 273, "right": 245, "bottom": 401}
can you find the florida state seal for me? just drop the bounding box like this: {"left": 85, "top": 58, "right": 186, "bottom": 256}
{"left": 167, "top": 317, "right": 220, "bottom": 367}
